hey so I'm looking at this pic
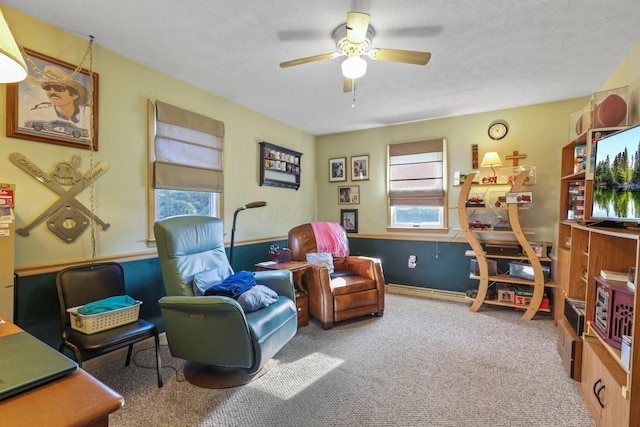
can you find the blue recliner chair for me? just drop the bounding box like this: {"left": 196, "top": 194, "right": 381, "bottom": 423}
{"left": 154, "top": 215, "right": 297, "bottom": 387}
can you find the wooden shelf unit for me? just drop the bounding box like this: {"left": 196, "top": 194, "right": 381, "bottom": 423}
{"left": 558, "top": 127, "right": 624, "bottom": 266}
{"left": 559, "top": 224, "right": 639, "bottom": 426}
{"left": 457, "top": 170, "right": 554, "bottom": 320}
{"left": 259, "top": 141, "right": 302, "bottom": 190}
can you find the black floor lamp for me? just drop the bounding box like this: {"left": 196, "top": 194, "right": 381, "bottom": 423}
{"left": 229, "top": 201, "right": 267, "bottom": 269}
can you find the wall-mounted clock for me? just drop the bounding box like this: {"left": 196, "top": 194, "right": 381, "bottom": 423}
{"left": 488, "top": 120, "right": 509, "bottom": 140}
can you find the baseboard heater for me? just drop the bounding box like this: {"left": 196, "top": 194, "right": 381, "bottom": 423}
{"left": 386, "top": 284, "right": 467, "bottom": 303}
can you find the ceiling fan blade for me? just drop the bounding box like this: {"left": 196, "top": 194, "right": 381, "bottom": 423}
{"left": 368, "top": 48, "right": 431, "bottom": 65}
{"left": 279, "top": 52, "right": 340, "bottom": 68}
{"left": 343, "top": 77, "right": 357, "bottom": 93}
{"left": 346, "top": 12, "right": 370, "bottom": 43}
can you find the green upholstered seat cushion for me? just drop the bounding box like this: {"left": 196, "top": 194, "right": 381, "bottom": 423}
{"left": 245, "top": 297, "right": 297, "bottom": 343}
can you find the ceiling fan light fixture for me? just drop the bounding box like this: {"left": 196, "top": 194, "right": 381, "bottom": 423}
{"left": 341, "top": 56, "right": 367, "bottom": 79}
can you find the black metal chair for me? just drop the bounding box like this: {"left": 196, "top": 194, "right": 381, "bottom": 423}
{"left": 55, "top": 262, "right": 163, "bottom": 387}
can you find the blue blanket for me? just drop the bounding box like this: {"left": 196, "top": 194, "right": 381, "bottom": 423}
{"left": 204, "top": 271, "right": 256, "bottom": 298}
{"left": 77, "top": 295, "right": 137, "bottom": 315}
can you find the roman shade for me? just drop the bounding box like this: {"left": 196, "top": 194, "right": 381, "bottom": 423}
{"left": 388, "top": 138, "right": 444, "bottom": 206}
{"left": 152, "top": 100, "right": 224, "bottom": 192}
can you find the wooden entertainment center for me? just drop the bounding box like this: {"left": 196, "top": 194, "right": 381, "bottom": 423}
{"left": 557, "top": 223, "right": 638, "bottom": 426}
{"left": 556, "top": 126, "right": 639, "bottom": 426}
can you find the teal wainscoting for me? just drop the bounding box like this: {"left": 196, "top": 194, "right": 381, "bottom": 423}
{"left": 348, "top": 237, "right": 476, "bottom": 292}
{"left": 15, "top": 237, "right": 474, "bottom": 349}
{"left": 230, "top": 239, "right": 288, "bottom": 272}
{"left": 16, "top": 258, "right": 166, "bottom": 349}
{"left": 15, "top": 240, "right": 288, "bottom": 349}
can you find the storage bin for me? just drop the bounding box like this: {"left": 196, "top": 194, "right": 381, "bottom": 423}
{"left": 67, "top": 301, "right": 141, "bottom": 334}
{"left": 470, "top": 259, "right": 497, "bottom": 276}
{"left": 509, "top": 261, "right": 550, "bottom": 282}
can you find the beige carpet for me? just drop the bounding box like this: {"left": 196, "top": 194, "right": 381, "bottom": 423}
{"left": 89, "top": 294, "right": 595, "bottom": 426}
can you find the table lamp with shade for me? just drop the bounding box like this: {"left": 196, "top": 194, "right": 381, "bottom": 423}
{"left": 480, "top": 152, "right": 502, "bottom": 183}
{"left": 0, "top": 9, "right": 27, "bottom": 83}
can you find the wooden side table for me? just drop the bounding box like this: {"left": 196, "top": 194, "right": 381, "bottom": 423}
{"left": 255, "top": 261, "right": 310, "bottom": 327}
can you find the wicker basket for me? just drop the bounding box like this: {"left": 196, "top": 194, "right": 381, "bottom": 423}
{"left": 67, "top": 301, "right": 141, "bottom": 334}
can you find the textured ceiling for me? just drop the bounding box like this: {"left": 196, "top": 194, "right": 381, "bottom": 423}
{"left": 5, "top": 0, "right": 640, "bottom": 135}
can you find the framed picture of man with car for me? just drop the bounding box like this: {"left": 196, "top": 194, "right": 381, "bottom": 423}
{"left": 6, "top": 48, "right": 99, "bottom": 150}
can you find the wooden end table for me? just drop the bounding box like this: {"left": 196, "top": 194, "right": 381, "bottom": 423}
{"left": 255, "top": 261, "right": 310, "bottom": 327}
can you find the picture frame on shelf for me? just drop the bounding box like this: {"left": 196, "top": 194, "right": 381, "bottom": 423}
{"left": 338, "top": 185, "right": 360, "bottom": 204}
{"left": 340, "top": 209, "right": 358, "bottom": 233}
{"left": 351, "top": 155, "right": 369, "bottom": 181}
{"left": 574, "top": 145, "right": 587, "bottom": 174}
{"left": 329, "top": 157, "right": 347, "bottom": 182}
{"left": 6, "top": 48, "right": 99, "bottom": 150}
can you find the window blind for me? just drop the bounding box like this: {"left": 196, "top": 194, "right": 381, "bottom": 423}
{"left": 388, "top": 139, "right": 444, "bottom": 206}
{"left": 152, "top": 100, "right": 224, "bottom": 192}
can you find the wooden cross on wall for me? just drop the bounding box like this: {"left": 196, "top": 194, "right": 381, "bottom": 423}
{"left": 505, "top": 150, "right": 527, "bottom": 166}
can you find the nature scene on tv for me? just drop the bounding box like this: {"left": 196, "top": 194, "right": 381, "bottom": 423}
{"left": 593, "top": 129, "right": 640, "bottom": 220}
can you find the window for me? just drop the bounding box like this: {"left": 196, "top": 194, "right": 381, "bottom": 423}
{"left": 387, "top": 138, "right": 447, "bottom": 230}
{"left": 147, "top": 100, "right": 224, "bottom": 243}
{"left": 156, "top": 189, "right": 218, "bottom": 221}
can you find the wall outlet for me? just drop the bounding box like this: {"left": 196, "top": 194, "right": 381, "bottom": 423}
{"left": 408, "top": 255, "right": 417, "bottom": 268}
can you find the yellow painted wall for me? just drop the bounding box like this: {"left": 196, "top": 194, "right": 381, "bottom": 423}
{"left": 314, "top": 33, "right": 640, "bottom": 242}
{"left": 0, "top": 7, "right": 316, "bottom": 267}
{"left": 315, "top": 98, "right": 589, "bottom": 242}
{"left": 597, "top": 39, "right": 640, "bottom": 124}
{"left": 3, "top": 4, "right": 640, "bottom": 269}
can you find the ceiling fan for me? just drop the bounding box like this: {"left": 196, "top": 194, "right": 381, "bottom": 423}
{"left": 279, "top": 11, "right": 432, "bottom": 92}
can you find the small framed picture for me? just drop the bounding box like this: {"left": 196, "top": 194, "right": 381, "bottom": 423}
{"left": 329, "top": 157, "right": 347, "bottom": 182}
{"left": 351, "top": 155, "right": 369, "bottom": 181}
{"left": 338, "top": 185, "right": 360, "bottom": 204}
{"left": 340, "top": 209, "right": 358, "bottom": 233}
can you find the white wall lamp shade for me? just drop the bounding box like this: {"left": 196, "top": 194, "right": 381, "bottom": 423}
{"left": 0, "top": 10, "right": 27, "bottom": 83}
{"left": 341, "top": 56, "right": 367, "bottom": 79}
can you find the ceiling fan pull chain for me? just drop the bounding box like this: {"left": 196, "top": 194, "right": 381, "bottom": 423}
{"left": 352, "top": 79, "right": 356, "bottom": 108}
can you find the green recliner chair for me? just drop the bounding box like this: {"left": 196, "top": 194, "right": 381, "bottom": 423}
{"left": 154, "top": 215, "right": 297, "bottom": 387}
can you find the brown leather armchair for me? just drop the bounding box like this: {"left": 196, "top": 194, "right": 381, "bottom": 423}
{"left": 288, "top": 222, "right": 385, "bottom": 329}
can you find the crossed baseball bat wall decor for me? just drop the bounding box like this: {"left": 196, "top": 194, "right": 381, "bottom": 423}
{"left": 10, "top": 152, "right": 110, "bottom": 240}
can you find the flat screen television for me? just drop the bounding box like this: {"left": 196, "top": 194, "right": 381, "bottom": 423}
{"left": 591, "top": 123, "right": 640, "bottom": 227}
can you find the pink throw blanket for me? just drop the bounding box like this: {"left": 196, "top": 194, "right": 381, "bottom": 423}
{"left": 311, "top": 222, "right": 348, "bottom": 257}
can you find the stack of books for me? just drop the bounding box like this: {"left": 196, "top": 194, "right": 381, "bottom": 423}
{"left": 600, "top": 270, "right": 628, "bottom": 281}
{"left": 600, "top": 269, "right": 635, "bottom": 291}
